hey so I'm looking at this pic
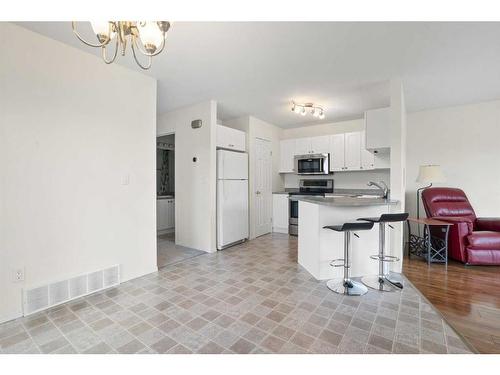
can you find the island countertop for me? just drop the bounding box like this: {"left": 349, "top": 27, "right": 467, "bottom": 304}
{"left": 296, "top": 196, "right": 398, "bottom": 207}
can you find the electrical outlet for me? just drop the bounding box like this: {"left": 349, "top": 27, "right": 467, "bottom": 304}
{"left": 13, "top": 268, "right": 24, "bottom": 283}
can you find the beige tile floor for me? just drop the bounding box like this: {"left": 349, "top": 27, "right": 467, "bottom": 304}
{"left": 0, "top": 233, "right": 473, "bottom": 354}
{"left": 157, "top": 233, "right": 205, "bottom": 268}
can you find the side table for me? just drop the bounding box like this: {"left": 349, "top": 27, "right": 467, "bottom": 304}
{"left": 407, "top": 217, "right": 452, "bottom": 265}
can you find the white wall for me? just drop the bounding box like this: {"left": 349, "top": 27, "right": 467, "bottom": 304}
{"left": 281, "top": 118, "right": 365, "bottom": 138}
{"left": 406, "top": 99, "right": 500, "bottom": 219}
{"left": 157, "top": 101, "right": 218, "bottom": 252}
{"left": 0, "top": 23, "right": 157, "bottom": 323}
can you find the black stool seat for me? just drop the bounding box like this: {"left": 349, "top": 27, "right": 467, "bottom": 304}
{"left": 357, "top": 213, "right": 409, "bottom": 223}
{"left": 323, "top": 221, "right": 374, "bottom": 232}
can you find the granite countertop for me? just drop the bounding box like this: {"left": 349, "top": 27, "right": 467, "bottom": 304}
{"left": 157, "top": 194, "right": 175, "bottom": 199}
{"left": 272, "top": 188, "right": 299, "bottom": 194}
{"left": 272, "top": 188, "right": 386, "bottom": 197}
{"left": 297, "top": 196, "right": 398, "bottom": 207}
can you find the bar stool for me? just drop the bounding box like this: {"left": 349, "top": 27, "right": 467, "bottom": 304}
{"left": 323, "top": 221, "right": 375, "bottom": 296}
{"left": 357, "top": 213, "right": 409, "bottom": 292}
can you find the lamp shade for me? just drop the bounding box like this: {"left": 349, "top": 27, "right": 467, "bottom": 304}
{"left": 416, "top": 165, "right": 445, "bottom": 183}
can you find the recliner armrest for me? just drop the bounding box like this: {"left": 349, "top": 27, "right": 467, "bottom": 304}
{"left": 476, "top": 218, "right": 500, "bottom": 232}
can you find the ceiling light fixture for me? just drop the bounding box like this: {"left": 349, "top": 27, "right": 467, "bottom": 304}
{"left": 291, "top": 102, "right": 325, "bottom": 120}
{"left": 72, "top": 21, "right": 171, "bottom": 70}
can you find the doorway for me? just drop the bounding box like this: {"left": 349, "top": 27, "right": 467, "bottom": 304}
{"left": 156, "top": 134, "right": 204, "bottom": 267}
{"left": 254, "top": 137, "right": 273, "bottom": 237}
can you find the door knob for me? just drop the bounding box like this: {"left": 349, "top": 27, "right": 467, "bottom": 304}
{"left": 256, "top": 191, "right": 261, "bottom": 195}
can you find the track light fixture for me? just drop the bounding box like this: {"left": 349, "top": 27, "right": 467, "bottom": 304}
{"left": 291, "top": 102, "right": 325, "bottom": 120}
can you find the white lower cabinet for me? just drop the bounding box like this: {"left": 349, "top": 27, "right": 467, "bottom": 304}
{"left": 157, "top": 198, "right": 175, "bottom": 231}
{"left": 272, "top": 194, "right": 289, "bottom": 234}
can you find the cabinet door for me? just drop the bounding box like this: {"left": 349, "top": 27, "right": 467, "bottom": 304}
{"left": 156, "top": 201, "right": 162, "bottom": 229}
{"left": 157, "top": 200, "right": 167, "bottom": 230}
{"left": 272, "top": 194, "right": 289, "bottom": 233}
{"left": 344, "top": 132, "right": 361, "bottom": 170}
{"left": 294, "top": 137, "right": 311, "bottom": 155}
{"left": 165, "top": 200, "right": 171, "bottom": 229}
{"left": 171, "top": 200, "right": 175, "bottom": 227}
{"left": 216, "top": 125, "right": 246, "bottom": 152}
{"left": 310, "top": 135, "right": 330, "bottom": 154}
{"left": 360, "top": 130, "right": 375, "bottom": 170}
{"left": 167, "top": 199, "right": 175, "bottom": 229}
{"left": 279, "top": 139, "right": 296, "bottom": 173}
{"left": 365, "top": 107, "right": 390, "bottom": 152}
{"left": 329, "top": 134, "right": 345, "bottom": 171}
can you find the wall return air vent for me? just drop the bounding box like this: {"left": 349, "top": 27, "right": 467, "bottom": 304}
{"left": 23, "top": 265, "right": 120, "bottom": 316}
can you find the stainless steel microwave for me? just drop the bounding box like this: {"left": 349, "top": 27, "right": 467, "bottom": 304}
{"left": 294, "top": 153, "right": 330, "bottom": 175}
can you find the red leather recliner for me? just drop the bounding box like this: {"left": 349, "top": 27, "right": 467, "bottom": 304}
{"left": 421, "top": 187, "right": 500, "bottom": 265}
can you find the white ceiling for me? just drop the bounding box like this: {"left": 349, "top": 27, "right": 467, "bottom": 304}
{"left": 17, "top": 22, "right": 500, "bottom": 128}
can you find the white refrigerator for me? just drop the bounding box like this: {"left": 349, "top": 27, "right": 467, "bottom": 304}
{"left": 217, "top": 149, "right": 249, "bottom": 250}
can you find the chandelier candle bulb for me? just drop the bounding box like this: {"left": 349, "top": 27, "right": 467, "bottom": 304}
{"left": 90, "top": 21, "right": 114, "bottom": 42}
{"left": 137, "top": 22, "right": 164, "bottom": 53}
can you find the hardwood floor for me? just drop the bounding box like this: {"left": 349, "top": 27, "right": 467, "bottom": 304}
{"left": 403, "top": 255, "right": 500, "bottom": 353}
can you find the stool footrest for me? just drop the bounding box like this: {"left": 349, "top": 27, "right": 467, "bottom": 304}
{"left": 329, "top": 259, "right": 345, "bottom": 267}
{"left": 369, "top": 254, "right": 400, "bottom": 262}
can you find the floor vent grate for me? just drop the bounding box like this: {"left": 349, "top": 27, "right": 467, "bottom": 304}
{"left": 23, "top": 265, "right": 120, "bottom": 316}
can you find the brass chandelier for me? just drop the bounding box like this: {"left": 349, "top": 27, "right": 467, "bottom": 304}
{"left": 72, "top": 21, "right": 171, "bottom": 70}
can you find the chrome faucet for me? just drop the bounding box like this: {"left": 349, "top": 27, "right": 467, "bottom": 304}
{"left": 367, "top": 181, "right": 389, "bottom": 199}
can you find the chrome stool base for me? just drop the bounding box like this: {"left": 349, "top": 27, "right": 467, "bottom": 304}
{"left": 386, "top": 272, "right": 404, "bottom": 289}
{"left": 327, "top": 279, "right": 368, "bottom": 296}
{"left": 361, "top": 275, "right": 398, "bottom": 292}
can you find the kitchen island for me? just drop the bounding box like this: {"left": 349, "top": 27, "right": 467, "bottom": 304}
{"left": 298, "top": 196, "right": 399, "bottom": 280}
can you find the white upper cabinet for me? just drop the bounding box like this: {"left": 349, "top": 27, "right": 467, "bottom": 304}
{"left": 280, "top": 130, "right": 386, "bottom": 174}
{"left": 309, "top": 135, "right": 330, "bottom": 154}
{"left": 344, "top": 132, "right": 361, "bottom": 170}
{"left": 294, "top": 138, "right": 311, "bottom": 155}
{"left": 279, "top": 139, "right": 296, "bottom": 173}
{"left": 294, "top": 135, "right": 330, "bottom": 155}
{"left": 216, "top": 125, "right": 246, "bottom": 152}
{"left": 329, "top": 134, "right": 345, "bottom": 171}
{"left": 360, "top": 130, "right": 375, "bottom": 170}
{"left": 365, "top": 107, "right": 391, "bottom": 153}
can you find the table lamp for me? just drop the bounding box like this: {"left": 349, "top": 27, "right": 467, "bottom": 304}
{"left": 416, "top": 164, "right": 446, "bottom": 220}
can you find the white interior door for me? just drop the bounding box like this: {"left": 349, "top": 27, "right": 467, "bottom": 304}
{"left": 254, "top": 138, "right": 272, "bottom": 237}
